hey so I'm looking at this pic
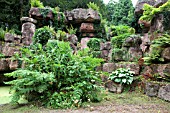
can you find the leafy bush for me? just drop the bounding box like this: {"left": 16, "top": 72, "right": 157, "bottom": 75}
{"left": 87, "top": 2, "right": 99, "bottom": 11}
{"left": 87, "top": 38, "right": 101, "bottom": 51}
{"left": 56, "top": 30, "right": 67, "bottom": 41}
{"left": 66, "top": 25, "right": 77, "bottom": 35}
{"left": 5, "top": 40, "right": 104, "bottom": 108}
{"left": 30, "top": 0, "right": 44, "bottom": 8}
{"left": 33, "top": 26, "right": 56, "bottom": 45}
{"left": 109, "top": 68, "right": 134, "bottom": 85}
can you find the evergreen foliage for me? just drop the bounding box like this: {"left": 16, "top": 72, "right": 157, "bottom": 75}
{"left": 106, "top": 0, "right": 135, "bottom": 26}
{"left": 0, "top": 0, "right": 30, "bottom": 30}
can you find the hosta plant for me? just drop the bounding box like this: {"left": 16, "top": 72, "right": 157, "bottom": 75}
{"left": 109, "top": 68, "right": 134, "bottom": 85}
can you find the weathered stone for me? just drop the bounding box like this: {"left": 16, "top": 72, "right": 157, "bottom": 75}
{"left": 103, "top": 63, "right": 116, "bottom": 73}
{"left": 100, "top": 42, "right": 111, "bottom": 50}
{"left": 149, "top": 14, "right": 164, "bottom": 36}
{"left": 29, "top": 7, "right": 54, "bottom": 20}
{"left": 0, "top": 59, "right": 9, "bottom": 71}
{"left": 162, "top": 47, "right": 170, "bottom": 61}
{"left": 143, "top": 64, "right": 170, "bottom": 80}
{"left": 80, "top": 38, "right": 90, "bottom": 49}
{"left": 65, "top": 8, "right": 101, "bottom": 24}
{"left": 135, "top": 0, "right": 155, "bottom": 15}
{"left": 4, "top": 33, "right": 14, "bottom": 42}
{"left": 123, "top": 35, "right": 142, "bottom": 47}
{"left": 128, "top": 47, "right": 143, "bottom": 61}
{"left": 115, "top": 63, "right": 140, "bottom": 75}
{"left": 158, "top": 84, "right": 170, "bottom": 101}
{"left": 157, "top": 64, "right": 170, "bottom": 79}
{"left": 100, "top": 74, "right": 108, "bottom": 83}
{"left": 67, "top": 34, "right": 78, "bottom": 45}
{"left": 140, "top": 33, "right": 151, "bottom": 53}
{"left": 9, "top": 60, "right": 18, "bottom": 70}
{"left": 101, "top": 50, "right": 109, "bottom": 58}
{"left": 13, "top": 35, "right": 21, "bottom": 45}
{"left": 21, "top": 17, "right": 37, "bottom": 24}
{"left": 82, "top": 33, "right": 95, "bottom": 37}
{"left": 105, "top": 80, "right": 123, "bottom": 93}
{"left": 80, "top": 23, "right": 94, "bottom": 33}
{"left": 21, "top": 22, "right": 36, "bottom": 46}
{"left": 145, "top": 82, "right": 160, "bottom": 97}
{"left": 2, "top": 45, "right": 20, "bottom": 57}
{"left": 154, "top": 0, "right": 168, "bottom": 7}
{"left": 96, "top": 65, "right": 103, "bottom": 72}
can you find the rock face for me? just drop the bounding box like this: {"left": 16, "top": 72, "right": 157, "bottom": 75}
{"left": 21, "top": 17, "right": 37, "bottom": 24}
{"left": 80, "top": 38, "right": 91, "bottom": 49}
{"left": 158, "top": 84, "right": 170, "bottom": 101}
{"left": 65, "top": 8, "right": 101, "bottom": 24}
{"left": 140, "top": 33, "right": 151, "bottom": 53}
{"left": 21, "top": 22, "right": 36, "bottom": 46}
{"left": 105, "top": 80, "right": 123, "bottom": 93}
{"left": 0, "top": 59, "right": 9, "bottom": 71}
{"left": 80, "top": 23, "right": 94, "bottom": 33}
{"left": 161, "top": 47, "right": 170, "bottom": 61}
{"left": 102, "top": 63, "right": 140, "bottom": 75}
{"left": 145, "top": 82, "right": 160, "bottom": 97}
{"left": 154, "top": 0, "right": 168, "bottom": 7}
{"left": 142, "top": 64, "right": 170, "bottom": 80}
{"left": 29, "top": 7, "right": 54, "bottom": 20}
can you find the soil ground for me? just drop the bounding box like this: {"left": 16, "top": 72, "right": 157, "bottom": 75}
{"left": 0, "top": 86, "right": 170, "bottom": 113}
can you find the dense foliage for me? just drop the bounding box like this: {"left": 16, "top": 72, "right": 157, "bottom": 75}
{"left": 106, "top": 0, "right": 135, "bottom": 26}
{"left": 0, "top": 0, "right": 30, "bottom": 30}
{"left": 5, "top": 40, "right": 104, "bottom": 108}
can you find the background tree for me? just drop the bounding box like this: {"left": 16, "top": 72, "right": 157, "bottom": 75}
{"left": 41, "top": 0, "right": 107, "bottom": 18}
{"left": 106, "top": 0, "right": 135, "bottom": 26}
{"left": 0, "top": 0, "right": 30, "bottom": 32}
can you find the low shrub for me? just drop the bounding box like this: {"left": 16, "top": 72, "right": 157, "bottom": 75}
{"left": 5, "top": 40, "right": 104, "bottom": 109}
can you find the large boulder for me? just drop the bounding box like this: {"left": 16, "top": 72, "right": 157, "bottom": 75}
{"left": 128, "top": 47, "right": 143, "bottom": 61}
{"left": 102, "top": 62, "right": 140, "bottom": 75}
{"left": 161, "top": 47, "right": 170, "bottom": 61}
{"left": 142, "top": 64, "right": 170, "bottom": 81}
{"left": 123, "top": 35, "right": 142, "bottom": 47}
{"left": 140, "top": 33, "right": 151, "bottom": 53}
{"left": 2, "top": 44, "right": 20, "bottom": 57}
{"left": 80, "top": 37, "right": 91, "bottom": 49}
{"left": 103, "top": 63, "right": 116, "bottom": 73}
{"left": 105, "top": 80, "right": 123, "bottom": 93}
{"left": 21, "top": 22, "right": 36, "bottom": 46}
{"left": 29, "top": 7, "right": 53, "bottom": 20}
{"left": 158, "top": 84, "right": 170, "bottom": 101}
{"left": 145, "top": 82, "right": 160, "bottom": 97}
{"left": 0, "top": 59, "right": 9, "bottom": 71}
{"left": 21, "top": 17, "right": 37, "bottom": 24}
{"left": 80, "top": 23, "right": 95, "bottom": 33}
{"left": 65, "top": 8, "right": 101, "bottom": 24}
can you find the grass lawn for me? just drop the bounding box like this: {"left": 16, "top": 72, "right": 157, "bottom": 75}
{"left": 0, "top": 86, "right": 169, "bottom": 113}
